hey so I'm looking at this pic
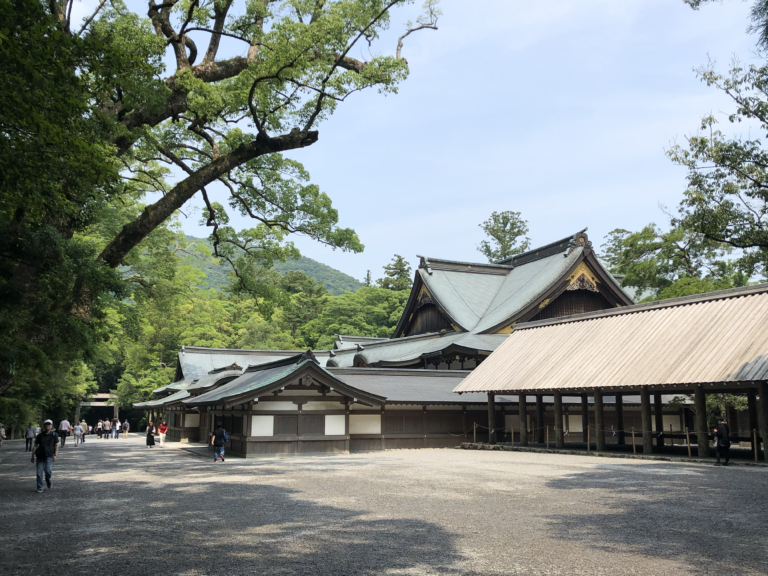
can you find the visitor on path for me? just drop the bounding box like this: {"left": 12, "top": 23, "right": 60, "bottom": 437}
{"left": 58, "top": 418, "right": 71, "bottom": 448}
{"left": 122, "top": 420, "right": 130, "bottom": 439}
{"left": 32, "top": 420, "right": 58, "bottom": 493}
{"left": 96, "top": 420, "right": 102, "bottom": 439}
{"left": 211, "top": 422, "right": 227, "bottom": 463}
{"left": 146, "top": 423, "right": 155, "bottom": 448}
{"left": 714, "top": 417, "right": 731, "bottom": 466}
{"left": 80, "top": 421, "right": 88, "bottom": 443}
{"left": 158, "top": 421, "right": 168, "bottom": 448}
{"left": 103, "top": 419, "right": 111, "bottom": 439}
{"left": 34, "top": 423, "right": 40, "bottom": 435}
{"left": 0, "top": 422, "right": 5, "bottom": 449}
{"left": 73, "top": 423, "right": 83, "bottom": 446}
{"left": 25, "top": 422, "right": 35, "bottom": 452}
{"left": 112, "top": 418, "right": 119, "bottom": 439}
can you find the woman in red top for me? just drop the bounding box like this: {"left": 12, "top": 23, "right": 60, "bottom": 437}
{"left": 157, "top": 420, "right": 168, "bottom": 448}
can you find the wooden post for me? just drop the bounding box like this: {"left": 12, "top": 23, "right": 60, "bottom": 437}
{"left": 759, "top": 381, "right": 768, "bottom": 461}
{"left": 616, "top": 393, "right": 625, "bottom": 445}
{"left": 519, "top": 394, "right": 528, "bottom": 447}
{"left": 536, "top": 395, "right": 545, "bottom": 443}
{"left": 748, "top": 389, "right": 759, "bottom": 455}
{"left": 694, "top": 385, "right": 709, "bottom": 458}
{"left": 685, "top": 427, "right": 692, "bottom": 458}
{"left": 640, "top": 388, "right": 653, "bottom": 454}
{"left": 581, "top": 394, "right": 589, "bottom": 443}
{"left": 487, "top": 392, "right": 496, "bottom": 445}
{"left": 546, "top": 425, "right": 549, "bottom": 449}
{"left": 632, "top": 427, "right": 636, "bottom": 454}
{"left": 754, "top": 429, "right": 758, "bottom": 463}
{"left": 654, "top": 392, "right": 664, "bottom": 451}
{"left": 586, "top": 424, "right": 590, "bottom": 452}
{"left": 595, "top": 390, "right": 605, "bottom": 452}
{"left": 554, "top": 391, "right": 564, "bottom": 448}
{"left": 473, "top": 422, "right": 476, "bottom": 444}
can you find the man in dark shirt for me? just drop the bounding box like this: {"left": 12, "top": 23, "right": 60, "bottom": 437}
{"left": 211, "top": 422, "right": 226, "bottom": 463}
{"left": 32, "top": 420, "right": 59, "bottom": 492}
{"left": 714, "top": 417, "right": 731, "bottom": 466}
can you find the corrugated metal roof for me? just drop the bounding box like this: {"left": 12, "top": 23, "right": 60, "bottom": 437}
{"left": 152, "top": 379, "right": 194, "bottom": 394}
{"left": 184, "top": 362, "right": 304, "bottom": 404}
{"left": 136, "top": 389, "right": 191, "bottom": 408}
{"left": 186, "top": 369, "right": 243, "bottom": 391}
{"left": 454, "top": 284, "right": 768, "bottom": 393}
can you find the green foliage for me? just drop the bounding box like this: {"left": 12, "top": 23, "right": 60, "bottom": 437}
{"left": 376, "top": 254, "right": 413, "bottom": 291}
{"left": 668, "top": 62, "right": 768, "bottom": 279}
{"left": 600, "top": 224, "right": 737, "bottom": 299}
{"left": 477, "top": 211, "right": 531, "bottom": 262}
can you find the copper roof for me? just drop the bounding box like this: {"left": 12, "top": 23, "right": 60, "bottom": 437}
{"left": 453, "top": 284, "right": 768, "bottom": 393}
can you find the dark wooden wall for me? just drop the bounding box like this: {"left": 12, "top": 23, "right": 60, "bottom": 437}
{"left": 530, "top": 289, "right": 612, "bottom": 321}
{"left": 405, "top": 304, "right": 453, "bottom": 336}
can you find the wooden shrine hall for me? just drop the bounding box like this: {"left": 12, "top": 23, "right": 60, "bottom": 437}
{"left": 454, "top": 284, "right": 768, "bottom": 460}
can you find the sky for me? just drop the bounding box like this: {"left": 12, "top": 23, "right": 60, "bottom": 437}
{"left": 74, "top": 0, "right": 762, "bottom": 282}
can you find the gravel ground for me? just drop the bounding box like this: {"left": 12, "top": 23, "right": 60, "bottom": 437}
{"left": 0, "top": 436, "right": 766, "bottom": 576}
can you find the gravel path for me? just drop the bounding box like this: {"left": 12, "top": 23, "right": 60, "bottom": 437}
{"left": 1, "top": 436, "right": 766, "bottom": 576}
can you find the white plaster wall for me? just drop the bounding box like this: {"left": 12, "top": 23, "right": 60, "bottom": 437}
{"left": 324, "top": 415, "right": 346, "bottom": 435}
{"left": 252, "top": 402, "right": 296, "bottom": 411}
{"left": 349, "top": 414, "right": 381, "bottom": 434}
{"left": 661, "top": 415, "right": 683, "bottom": 432}
{"left": 303, "top": 401, "right": 345, "bottom": 411}
{"left": 251, "top": 415, "right": 274, "bottom": 436}
{"left": 185, "top": 414, "right": 200, "bottom": 428}
{"left": 567, "top": 415, "right": 583, "bottom": 433}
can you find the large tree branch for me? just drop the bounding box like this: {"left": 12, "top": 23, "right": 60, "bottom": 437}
{"left": 99, "top": 129, "right": 318, "bottom": 268}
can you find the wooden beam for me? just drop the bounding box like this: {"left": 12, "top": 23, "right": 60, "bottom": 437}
{"left": 748, "top": 389, "right": 759, "bottom": 456}
{"left": 759, "top": 381, "right": 768, "bottom": 462}
{"left": 519, "top": 394, "right": 528, "bottom": 447}
{"left": 654, "top": 392, "right": 664, "bottom": 451}
{"left": 640, "top": 388, "right": 653, "bottom": 454}
{"left": 536, "top": 395, "right": 544, "bottom": 443}
{"left": 615, "top": 394, "right": 625, "bottom": 445}
{"left": 554, "top": 391, "right": 564, "bottom": 448}
{"left": 487, "top": 392, "right": 496, "bottom": 445}
{"left": 581, "top": 394, "right": 589, "bottom": 443}
{"left": 595, "top": 390, "right": 605, "bottom": 452}
{"left": 694, "top": 385, "right": 709, "bottom": 458}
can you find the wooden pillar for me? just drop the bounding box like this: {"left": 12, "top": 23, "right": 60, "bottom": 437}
{"left": 616, "top": 393, "right": 625, "bottom": 445}
{"left": 694, "top": 385, "right": 709, "bottom": 458}
{"left": 595, "top": 390, "right": 605, "bottom": 452}
{"left": 487, "top": 392, "right": 496, "bottom": 445}
{"left": 581, "top": 394, "right": 589, "bottom": 443}
{"left": 748, "top": 389, "right": 759, "bottom": 455}
{"left": 640, "top": 388, "right": 653, "bottom": 454}
{"left": 759, "top": 382, "right": 768, "bottom": 461}
{"left": 554, "top": 391, "right": 564, "bottom": 448}
{"left": 519, "top": 394, "right": 528, "bottom": 446}
{"left": 654, "top": 392, "right": 664, "bottom": 450}
{"left": 536, "top": 395, "right": 545, "bottom": 443}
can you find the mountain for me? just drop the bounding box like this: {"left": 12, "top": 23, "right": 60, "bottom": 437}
{"left": 182, "top": 235, "right": 363, "bottom": 295}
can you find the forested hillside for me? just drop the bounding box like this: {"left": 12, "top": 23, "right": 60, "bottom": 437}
{"left": 182, "top": 236, "right": 363, "bottom": 295}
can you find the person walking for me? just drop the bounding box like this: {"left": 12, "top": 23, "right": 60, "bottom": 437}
{"left": 58, "top": 418, "right": 71, "bottom": 448}
{"left": 0, "top": 422, "right": 5, "bottom": 449}
{"left": 146, "top": 422, "right": 155, "bottom": 448}
{"left": 96, "top": 420, "right": 103, "bottom": 439}
{"left": 102, "top": 419, "right": 111, "bottom": 439}
{"left": 112, "top": 417, "right": 119, "bottom": 439}
{"left": 73, "top": 422, "right": 83, "bottom": 446}
{"left": 714, "top": 417, "right": 731, "bottom": 466}
{"left": 122, "top": 420, "right": 130, "bottom": 439}
{"left": 25, "top": 422, "right": 36, "bottom": 452}
{"left": 157, "top": 420, "right": 168, "bottom": 448}
{"left": 80, "top": 421, "right": 88, "bottom": 444}
{"left": 211, "top": 421, "right": 227, "bottom": 463}
{"left": 32, "top": 420, "right": 58, "bottom": 493}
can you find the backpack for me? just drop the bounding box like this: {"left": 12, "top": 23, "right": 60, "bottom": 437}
{"left": 223, "top": 430, "right": 229, "bottom": 443}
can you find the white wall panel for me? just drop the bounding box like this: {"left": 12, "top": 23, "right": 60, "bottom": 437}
{"left": 303, "top": 401, "right": 345, "bottom": 411}
{"left": 324, "top": 415, "right": 346, "bottom": 436}
{"left": 349, "top": 414, "right": 381, "bottom": 434}
{"left": 251, "top": 415, "right": 274, "bottom": 436}
{"left": 253, "top": 402, "right": 296, "bottom": 411}
{"left": 185, "top": 414, "right": 200, "bottom": 428}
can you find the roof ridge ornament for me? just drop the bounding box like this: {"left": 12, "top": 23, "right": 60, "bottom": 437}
{"left": 418, "top": 255, "right": 433, "bottom": 275}
{"left": 565, "top": 230, "right": 592, "bottom": 257}
{"left": 356, "top": 343, "right": 365, "bottom": 352}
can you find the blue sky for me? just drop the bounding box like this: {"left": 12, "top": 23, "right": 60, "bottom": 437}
{"left": 76, "top": 0, "right": 762, "bottom": 282}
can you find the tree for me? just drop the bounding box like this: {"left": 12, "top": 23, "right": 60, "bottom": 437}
{"left": 600, "top": 223, "right": 738, "bottom": 299}
{"left": 0, "top": 0, "right": 440, "bottom": 396}
{"left": 364, "top": 270, "right": 372, "bottom": 287}
{"left": 477, "top": 211, "right": 531, "bottom": 262}
{"left": 376, "top": 255, "right": 412, "bottom": 291}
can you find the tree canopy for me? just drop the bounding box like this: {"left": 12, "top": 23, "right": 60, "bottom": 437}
{"left": 477, "top": 211, "right": 531, "bottom": 262}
